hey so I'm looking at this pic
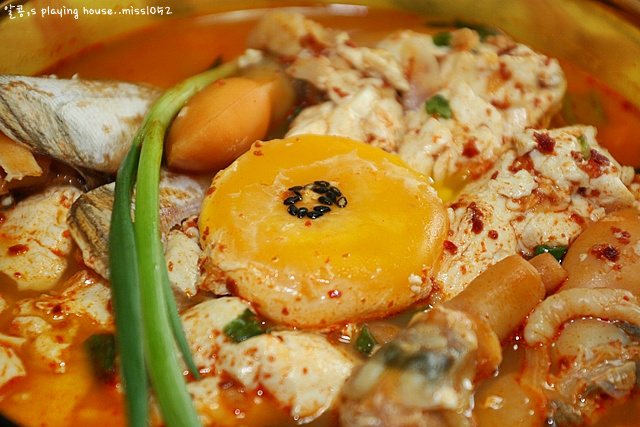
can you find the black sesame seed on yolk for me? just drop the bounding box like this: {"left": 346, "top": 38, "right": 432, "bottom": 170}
{"left": 283, "top": 181, "right": 347, "bottom": 220}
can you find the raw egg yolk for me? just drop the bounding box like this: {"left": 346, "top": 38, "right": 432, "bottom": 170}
{"left": 198, "top": 135, "right": 448, "bottom": 329}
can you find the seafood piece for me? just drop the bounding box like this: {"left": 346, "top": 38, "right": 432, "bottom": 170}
{"left": 561, "top": 208, "right": 640, "bottom": 295}
{"left": 0, "top": 185, "right": 83, "bottom": 292}
{"left": 67, "top": 169, "right": 211, "bottom": 279}
{"left": 0, "top": 132, "right": 42, "bottom": 183}
{"left": 339, "top": 255, "right": 543, "bottom": 427}
{"left": 434, "top": 125, "right": 638, "bottom": 299}
{"left": 524, "top": 288, "right": 640, "bottom": 346}
{"left": 0, "top": 74, "right": 162, "bottom": 174}
{"left": 181, "top": 297, "right": 358, "bottom": 422}
{"left": 520, "top": 291, "right": 640, "bottom": 426}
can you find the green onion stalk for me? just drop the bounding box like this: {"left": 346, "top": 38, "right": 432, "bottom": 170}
{"left": 109, "top": 60, "right": 239, "bottom": 427}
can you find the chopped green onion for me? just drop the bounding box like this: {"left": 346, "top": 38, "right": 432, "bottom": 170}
{"left": 453, "top": 20, "right": 499, "bottom": 41}
{"left": 432, "top": 31, "right": 452, "bottom": 47}
{"left": 224, "top": 309, "right": 269, "bottom": 343}
{"left": 83, "top": 333, "right": 117, "bottom": 383}
{"left": 355, "top": 325, "right": 378, "bottom": 356}
{"left": 425, "top": 94, "right": 452, "bottom": 119}
{"left": 109, "top": 59, "right": 239, "bottom": 427}
{"left": 578, "top": 134, "right": 591, "bottom": 160}
{"left": 534, "top": 244, "right": 568, "bottom": 261}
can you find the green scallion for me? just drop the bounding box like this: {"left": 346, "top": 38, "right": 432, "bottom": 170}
{"left": 109, "top": 59, "right": 239, "bottom": 427}
{"left": 355, "top": 325, "right": 378, "bottom": 356}
{"left": 432, "top": 31, "right": 452, "bottom": 47}
{"left": 453, "top": 20, "right": 499, "bottom": 41}
{"left": 578, "top": 134, "right": 591, "bottom": 160}
{"left": 83, "top": 333, "right": 117, "bottom": 383}
{"left": 425, "top": 94, "right": 452, "bottom": 119}
{"left": 534, "top": 244, "right": 568, "bottom": 262}
{"left": 223, "top": 309, "right": 269, "bottom": 343}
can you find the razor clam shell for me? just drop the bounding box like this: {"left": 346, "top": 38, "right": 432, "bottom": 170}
{"left": 67, "top": 170, "right": 212, "bottom": 279}
{"left": 0, "top": 74, "right": 162, "bottom": 174}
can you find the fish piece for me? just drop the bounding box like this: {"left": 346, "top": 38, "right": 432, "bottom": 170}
{"left": 0, "top": 74, "right": 162, "bottom": 174}
{"left": 0, "top": 185, "right": 82, "bottom": 292}
{"left": 67, "top": 169, "right": 211, "bottom": 279}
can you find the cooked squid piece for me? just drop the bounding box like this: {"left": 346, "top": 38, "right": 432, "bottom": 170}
{"left": 0, "top": 74, "right": 162, "bottom": 174}
{"left": 519, "top": 288, "right": 640, "bottom": 426}
{"left": 339, "top": 255, "right": 545, "bottom": 427}
{"left": 477, "top": 210, "right": 640, "bottom": 427}
{"left": 561, "top": 208, "right": 640, "bottom": 295}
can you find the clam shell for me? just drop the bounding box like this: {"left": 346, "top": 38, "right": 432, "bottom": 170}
{"left": 67, "top": 170, "right": 211, "bottom": 278}
{"left": 0, "top": 74, "right": 162, "bottom": 174}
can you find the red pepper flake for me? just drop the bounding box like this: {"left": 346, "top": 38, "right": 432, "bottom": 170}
{"left": 468, "top": 202, "right": 484, "bottom": 234}
{"left": 305, "top": 220, "right": 312, "bottom": 227}
{"left": 328, "top": 289, "right": 342, "bottom": 298}
{"left": 533, "top": 132, "right": 555, "bottom": 154}
{"left": 611, "top": 226, "right": 631, "bottom": 245}
{"left": 205, "top": 186, "right": 216, "bottom": 196}
{"left": 332, "top": 86, "right": 349, "bottom": 98}
{"left": 443, "top": 240, "right": 458, "bottom": 254}
{"left": 300, "top": 34, "right": 327, "bottom": 54}
{"left": 491, "top": 98, "right": 511, "bottom": 109}
{"left": 508, "top": 155, "right": 534, "bottom": 173}
{"left": 8, "top": 244, "right": 29, "bottom": 256}
{"left": 590, "top": 243, "right": 620, "bottom": 262}
{"left": 462, "top": 137, "right": 480, "bottom": 158}
{"left": 581, "top": 149, "right": 610, "bottom": 178}
{"left": 253, "top": 149, "right": 264, "bottom": 156}
{"left": 499, "top": 62, "right": 512, "bottom": 80}
{"left": 569, "top": 213, "right": 585, "bottom": 227}
{"left": 488, "top": 230, "right": 499, "bottom": 239}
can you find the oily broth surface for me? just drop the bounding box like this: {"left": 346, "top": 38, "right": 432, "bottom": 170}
{"left": 1, "top": 5, "right": 640, "bottom": 427}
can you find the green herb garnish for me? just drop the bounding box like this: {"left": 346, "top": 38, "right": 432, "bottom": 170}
{"left": 355, "top": 325, "right": 378, "bottom": 356}
{"left": 84, "top": 333, "right": 117, "bottom": 383}
{"left": 534, "top": 244, "right": 569, "bottom": 261}
{"left": 224, "top": 309, "right": 269, "bottom": 343}
{"left": 109, "top": 59, "right": 239, "bottom": 427}
{"left": 432, "top": 31, "right": 452, "bottom": 47}
{"left": 425, "top": 94, "right": 452, "bottom": 119}
{"left": 578, "top": 134, "right": 591, "bottom": 160}
{"left": 454, "top": 20, "right": 499, "bottom": 41}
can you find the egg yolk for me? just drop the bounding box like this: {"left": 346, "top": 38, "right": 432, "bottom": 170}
{"left": 198, "top": 135, "right": 448, "bottom": 329}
